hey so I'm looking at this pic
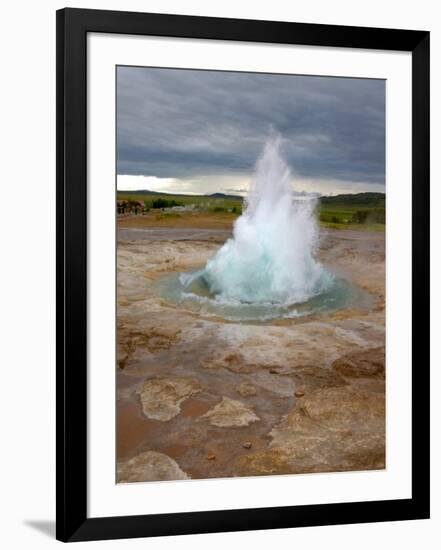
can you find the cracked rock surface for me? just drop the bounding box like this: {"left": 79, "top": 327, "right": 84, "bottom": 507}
{"left": 201, "top": 397, "right": 260, "bottom": 427}
{"left": 136, "top": 377, "right": 202, "bottom": 421}
{"left": 118, "top": 450, "right": 189, "bottom": 482}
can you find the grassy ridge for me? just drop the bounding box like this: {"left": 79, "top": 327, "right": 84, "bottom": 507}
{"left": 117, "top": 191, "right": 243, "bottom": 211}
{"left": 319, "top": 193, "right": 385, "bottom": 230}
{"left": 117, "top": 190, "right": 385, "bottom": 231}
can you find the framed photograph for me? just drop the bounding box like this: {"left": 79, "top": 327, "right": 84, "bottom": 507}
{"left": 56, "top": 8, "right": 430, "bottom": 542}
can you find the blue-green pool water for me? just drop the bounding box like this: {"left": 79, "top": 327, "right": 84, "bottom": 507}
{"left": 156, "top": 268, "right": 372, "bottom": 323}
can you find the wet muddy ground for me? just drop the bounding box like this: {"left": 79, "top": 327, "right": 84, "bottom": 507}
{"left": 116, "top": 227, "right": 385, "bottom": 482}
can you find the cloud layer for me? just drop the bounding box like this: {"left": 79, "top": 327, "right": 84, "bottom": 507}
{"left": 117, "top": 66, "right": 385, "bottom": 194}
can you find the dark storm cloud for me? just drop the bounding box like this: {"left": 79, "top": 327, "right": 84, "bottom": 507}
{"left": 117, "top": 66, "right": 385, "bottom": 185}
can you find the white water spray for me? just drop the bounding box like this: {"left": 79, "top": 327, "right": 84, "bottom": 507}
{"left": 194, "top": 134, "right": 331, "bottom": 305}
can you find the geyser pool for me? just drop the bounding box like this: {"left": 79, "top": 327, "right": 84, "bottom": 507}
{"left": 157, "top": 272, "right": 370, "bottom": 322}
{"left": 157, "top": 134, "right": 370, "bottom": 322}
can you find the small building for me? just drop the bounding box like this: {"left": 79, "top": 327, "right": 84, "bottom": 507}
{"left": 130, "top": 200, "right": 145, "bottom": 214}
{"left": 117, "top": 199, "right": 145, "bottom": 215}
{"left": 116, "top": 200, "right": 128, "bottom": 214}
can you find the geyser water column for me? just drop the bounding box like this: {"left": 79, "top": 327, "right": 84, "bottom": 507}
{"left": 195, "top": 134, "right": 332, "bottom": 305}
{"left": 160, "top": 134, "right": 369, "bottom": 320}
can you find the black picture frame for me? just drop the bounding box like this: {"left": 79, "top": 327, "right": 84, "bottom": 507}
{"left": 56, "top": 7, "right": 430, "bottom": 543}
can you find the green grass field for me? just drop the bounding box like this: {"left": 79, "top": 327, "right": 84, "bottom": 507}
{"left": 117, "top": 191, "right": 385, "bottom": 231}
{"left": 318, "top": 193, "right": 385, "bottom": 230}
{"left": 117, "top": 192, "right": 242, "bottom": 211}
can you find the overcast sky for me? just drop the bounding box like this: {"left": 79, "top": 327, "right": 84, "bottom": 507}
{"left": 117, "top": 66, "right": 385, "bottom": 196}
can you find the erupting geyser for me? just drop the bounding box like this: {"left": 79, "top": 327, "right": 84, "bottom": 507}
{"left": 182, "top": 134, "right": 332, "bottom": 306}
{"left": 158, "top": 134, "right": 368, "bottom": 320}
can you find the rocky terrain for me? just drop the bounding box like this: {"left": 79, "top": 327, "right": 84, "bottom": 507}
{"left": 116, "top": 228, "right": 385, "bottom": 482}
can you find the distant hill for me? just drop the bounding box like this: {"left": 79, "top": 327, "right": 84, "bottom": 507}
{"left": 118, "top": 189, "right": 385, "bottom": 206}
{"left": 117, "top": 189, "right": 187, "bottom": 197}
{"left": 117, "top": 189, "right": 244, "bottom": 199}
{"left": 319, "top": 192, "right": 385, "bottom": 207}
{"left": 208, "top": 192, "right": 244, "bottom": 200}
